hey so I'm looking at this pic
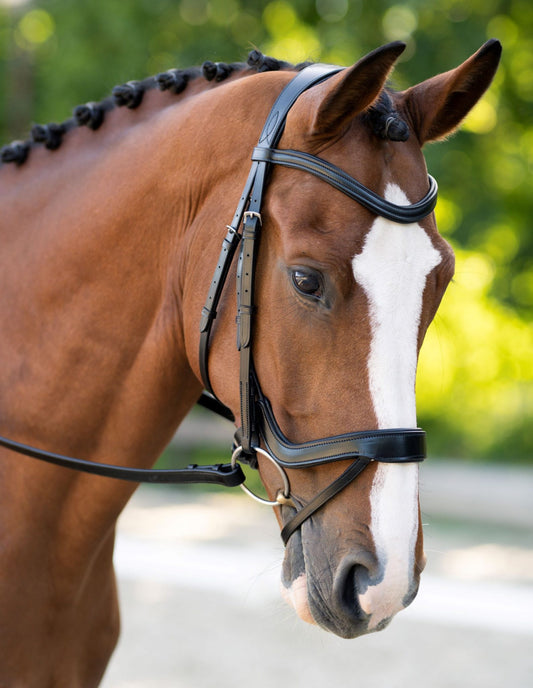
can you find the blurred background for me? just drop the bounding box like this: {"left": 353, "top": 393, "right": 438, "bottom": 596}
{"left": 0, "top": 0, "right": 531, "bottom": 462}
{"left": 0, "top": 2, "right": 531, "bottom": 686}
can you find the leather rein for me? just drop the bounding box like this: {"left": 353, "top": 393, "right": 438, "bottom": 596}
{"left": 0, "top": 64, "right": 437, "bottom": 545}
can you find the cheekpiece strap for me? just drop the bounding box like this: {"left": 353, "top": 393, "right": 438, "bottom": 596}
{"left": 232, "top": 64, "right": 345, "bottom": 458}
{"left": 198, "top": 64, "right": 342, "bottom": 401}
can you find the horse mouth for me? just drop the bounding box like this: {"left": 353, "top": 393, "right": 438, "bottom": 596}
{"left": 279, "top": 512, "right": 423, "bottom": 639}
{"left": 280, "top": 573, "right": 316, "bottom": 626}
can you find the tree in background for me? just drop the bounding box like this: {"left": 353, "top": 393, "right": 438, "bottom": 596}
{"left": 0, "top": 0, "right": 531, "bottom": 462}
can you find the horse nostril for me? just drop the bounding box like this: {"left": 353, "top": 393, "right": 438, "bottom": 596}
{"left": 334, "top": 554, "right": 380, "bottom": 621}
{"left": 339, "top": 566, "right": 361, "bottom": 614}
{"left": 333, "top": 549, "right": 423, "bottom": 635}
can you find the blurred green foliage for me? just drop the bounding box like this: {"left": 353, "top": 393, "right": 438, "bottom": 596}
{"left": 0, "top": 0, "right": 531, "bottom": 462}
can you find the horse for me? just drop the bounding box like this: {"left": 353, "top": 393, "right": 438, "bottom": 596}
{"left": 0, "top": 39, "right": 501, "bottom": 686}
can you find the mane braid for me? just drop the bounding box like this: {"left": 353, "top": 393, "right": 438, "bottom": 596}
{"left": 0, "top": 51, "right": 309, "bottom": 168}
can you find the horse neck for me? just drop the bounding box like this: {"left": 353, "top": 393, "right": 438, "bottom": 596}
{"left": 0, "top": 71, "right": 288, "bottom": 494}
{"left": 0, "top": 71, "right": 298, "bottom": 679}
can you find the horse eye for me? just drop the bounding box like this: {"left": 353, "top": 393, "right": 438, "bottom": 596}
{"left": 291, "top": 269, "right": 322, "bottom": 298}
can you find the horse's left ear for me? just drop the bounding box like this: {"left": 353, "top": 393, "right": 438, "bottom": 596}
{"left": 403, "top": 39, "right": 502, "bottom": 144}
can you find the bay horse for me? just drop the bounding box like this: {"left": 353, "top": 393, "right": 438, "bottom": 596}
{"left": 0, "top": 39, "right": 500, "bottom": 686}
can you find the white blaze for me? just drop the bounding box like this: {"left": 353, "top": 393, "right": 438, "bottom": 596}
{"left": 352, "top": 183, "right": 441, "bottom": 629}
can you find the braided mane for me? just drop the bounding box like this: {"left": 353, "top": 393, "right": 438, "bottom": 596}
{"left": 0, "top": 50, "right": 407, "bottom": 167}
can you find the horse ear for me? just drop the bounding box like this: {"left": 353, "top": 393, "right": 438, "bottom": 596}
{"left": 310, "top": 41, "right": 406, "bottom": 139}
{"left": 403, "top": 39, "right": 502, "bottom": 144}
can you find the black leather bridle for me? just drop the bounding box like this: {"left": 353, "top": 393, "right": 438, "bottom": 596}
{"left": 0, "top": 64, "right": 436, "bottom": 545}
{"left": 198, "top": 64, "right": 435, "bottom": 544}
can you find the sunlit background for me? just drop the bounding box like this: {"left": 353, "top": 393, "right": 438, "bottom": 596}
{"left": 1, "top": 3, "right": 531, "bottom": 687}
{"left": 1, "top": 0, "right": 531, "bottom": 463}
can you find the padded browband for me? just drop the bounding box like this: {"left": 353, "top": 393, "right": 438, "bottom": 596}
{"left": 252, "top": 147, "right": 438, "bottom": 224}
{"left": 256, "top": 396, "right": 426, "bottom": 468}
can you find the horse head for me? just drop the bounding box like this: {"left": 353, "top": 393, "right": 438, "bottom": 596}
{"left": 203, "top": 40, "right": 501, "bottom": 638}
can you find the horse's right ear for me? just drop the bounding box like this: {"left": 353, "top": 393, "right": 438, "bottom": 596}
{"left": 403, "top": 39, "right": 502, "bottom": 144}
{"left": 309, "top": 41, "right": 406, "bottom": 140}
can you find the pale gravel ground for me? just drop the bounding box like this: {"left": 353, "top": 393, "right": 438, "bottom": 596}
{"left": 100, "top": 460, "right": 533, "bottom": 688}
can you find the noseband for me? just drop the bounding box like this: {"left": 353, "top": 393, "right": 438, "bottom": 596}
{"left": 0, "top": 64, "right": 436, "bottom": 546}
{"left": 199, "top": 64, "right": 435, "bottom": 544}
